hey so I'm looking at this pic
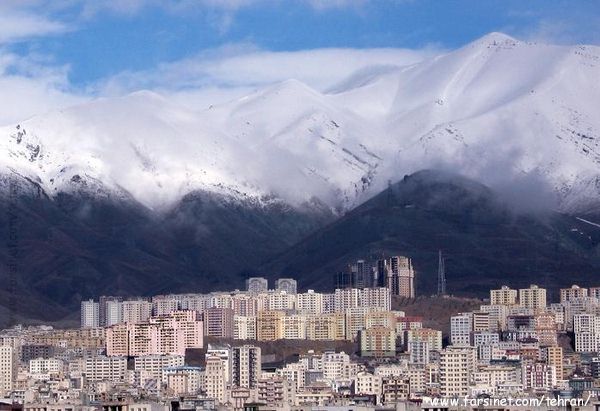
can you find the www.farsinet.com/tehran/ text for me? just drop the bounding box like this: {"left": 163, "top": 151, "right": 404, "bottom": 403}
{"left": 423, "top": 395, "right": 592, "bottom": 408}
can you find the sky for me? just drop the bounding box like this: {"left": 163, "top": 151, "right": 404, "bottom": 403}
{"left": 0, "top": 0, "right": 599, "bottom": 124}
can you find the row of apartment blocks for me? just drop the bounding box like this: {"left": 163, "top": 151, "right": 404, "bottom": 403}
{"left": 82, "top": 259, "right": 416, "bottom": 330}
{"left": 98, "top": 290, "right": 427, "bottom": 356}
{"left": 82, "top": 278, "right": 301, "bottom": 329}
{"left": 490, "top": 283, "right": 600, "bottom": 308}
{"left": 489, "top": 284, "right": 600, "bottom": 333}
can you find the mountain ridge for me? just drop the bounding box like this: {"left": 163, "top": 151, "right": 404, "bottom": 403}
{"left": 1, "top": 32, "right": 600, "bottom": 214}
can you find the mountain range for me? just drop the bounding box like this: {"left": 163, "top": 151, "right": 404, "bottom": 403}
{"left": 1, "top": 32, "right": 600, "bottom": 325}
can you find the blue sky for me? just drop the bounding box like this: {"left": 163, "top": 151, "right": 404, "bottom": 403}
{"left": 0, "top": 0, "right": 598, "bottom": 124}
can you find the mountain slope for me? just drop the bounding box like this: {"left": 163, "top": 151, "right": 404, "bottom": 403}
{"left": 0, "top": 173, "right": 331, "bottom": 327}
{"left": 261, "top": 170, "right": 600, "bottom": 297}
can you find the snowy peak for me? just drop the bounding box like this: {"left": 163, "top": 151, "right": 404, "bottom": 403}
{"left": 473, "top": 31, "right": 519, "bottom": 46}
{"left": 1, "top": 32, "right": 600, "bottom": 213}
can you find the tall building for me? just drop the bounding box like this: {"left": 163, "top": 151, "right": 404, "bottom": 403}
{"left": 204, "top": 355, "right": 226, "bottom": 404}
{"left": 472, "top": 311, "right": 491, "bottom": 332}
{"left": 544, "top": 346, "right": 564, "bottom": 380}
{"left": 480, "top": 304, "right": 510, "bottom": 331}
{"left": 335, "top": 270, "right": 353, "bottom": 289}
{"left": 361, "top": 287, "right": 391, "bottom": 311}
{"left": 257, "top": 375, "right": 290, "bottom": 408}
{"left": 375, "top": 258, "right": 390, "bottom": 288}
{"left": 345, "top": 259, "right": 373, "bottom": 289}
{"left": 439, "top": 346, "right": 477, "bottom": 397}
{"left": 246, "top": 277, "right": 268, "bottom": 293}
{"left": 266, "top": 292, "right": 296, "bottom": 311}
{"left": 204, "top": 307, "right": 234, "bottom": 338}
{"left": 105, "top": 300, "right": 123, "bottom": 326}
{"left": 521, "top": 361, "right": 557, "bottom": 391}
{"left": 490, "top": 286, "right": 517, "bottom": 306}
{"left": 382, "top": 376, "right": 411, "bottom": 404}
{"left": 0, "top": 346, "right": 14, "bottom": 395}
{"left": 519, "top": 285, "right": 547, "bottom": 310}
{"left": 384, "top": 256, "right": 415, "bottom": 298}
{"left": 589, "top": 287, "right": 600, "bottom": 300}
{"left": 81, "top": 299, "right": 99, "bottom": 328}
{"left": 334, "top": 288, "right": 360, "bottom": 312}
{"left": 231, "top": 345, "right": 261, "bottom": 389}
{"left": 275, "top": 278, "right": 297, "bottom": 294}
{"left": 99, "top": 296, "right": 123, "bottom": 327}
{"left": 282, "top": 315, "right": 307, "bottom": 339}
{"left": 206, "top": 344, "right": 231, "bottom": 384}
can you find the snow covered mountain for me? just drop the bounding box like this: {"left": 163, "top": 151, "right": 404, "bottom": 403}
{"left": 2, "top": 32, "right": 600, "bottom": 213}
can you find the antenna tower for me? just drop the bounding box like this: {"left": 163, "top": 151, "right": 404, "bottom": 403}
{"left": 437, "top": 250, "right": 447, "bottom": 295}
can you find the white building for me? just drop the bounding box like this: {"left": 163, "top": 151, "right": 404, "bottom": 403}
{"left": 234, "top": 315, "right": 257, "bottom": 340}
{"left": 297, "top": 290, "right": 324, "bottom": 314}
{"left": 105, "top": 300, "right": 124, "bottom": 326}
{"left": 29, "top": 358, "right": 63, "bottom": 375}
{"left": 267, "top": 292, "right": 296, "bottom": 311}
{"left": 574, "top": 314, "right": 600, "bottom": 352}
{"left": 84, "top": 355, "right": 127, "bottom": 382}
{"left": 122, "top": 299, "right": 153, "bottom": 324}
{"left": 408, "top": 340, "right": 430, "bottom": 364}
{"left": 81, "top": 299, "right": 100, "bottom": 328}
{"left": 450, "top": 314, "right": 472, "bottom": 346}
{"left": 277, "top": 362, "right": 306, "bottom": 392}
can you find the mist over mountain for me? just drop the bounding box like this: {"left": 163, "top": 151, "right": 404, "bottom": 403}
{"left": 261, "top": 170, "right": 600, "bottom": 297}
{"left": 1, "top": 32, "right": 600, "bottom": 324}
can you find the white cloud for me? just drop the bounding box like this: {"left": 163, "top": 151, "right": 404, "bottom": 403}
{"left": 0, "top": 43, "right": 439, "bottom": 124}
{"left": 95, "top": 44, "right": 440, "bottom": 108}
{"left": 0, "top": 50, "right": 86, "bottom": 125}
{"left": 0, "top": 4, "right": 69, "bottom": 43}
